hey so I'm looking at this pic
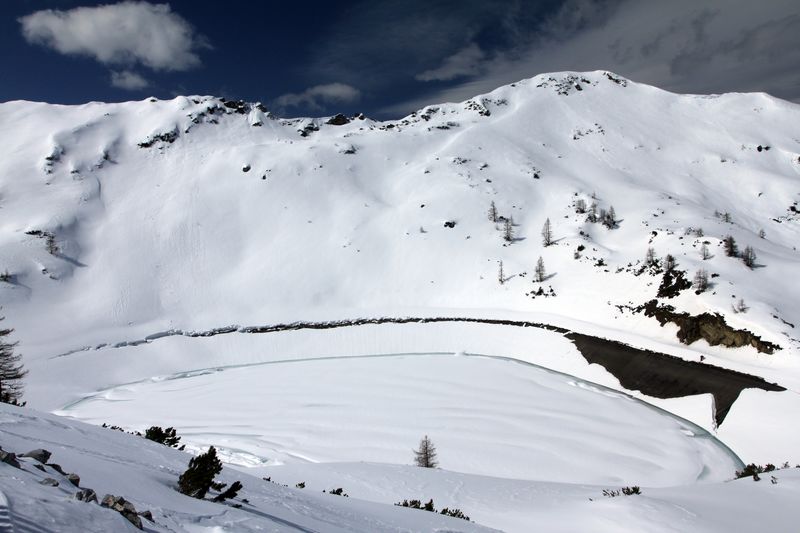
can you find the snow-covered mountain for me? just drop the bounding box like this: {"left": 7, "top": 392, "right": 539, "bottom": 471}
{"left": 1, "top": 71, "right": 799, "bottom": 531}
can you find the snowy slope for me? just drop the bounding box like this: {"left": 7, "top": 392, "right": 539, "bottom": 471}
{"left": 0, "top": 403, "right": 494, "bottom": 532}
{"left": 1, "top": 71, "right": 798, "bottom": 356}
{"left": 1, "top": 71, "right": 800, "bottom": 530}
{"left": 2, "top": 403, "right": 798, "bottom": 533}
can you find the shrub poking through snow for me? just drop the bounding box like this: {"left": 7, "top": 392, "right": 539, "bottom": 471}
{"left": 325, "top": 487, "right": 349, "bottom": 497}
{"left": 212, "top": 480, "right": 243, "bottom": 502}
{"left": 441, "top": 507, "right": 471, "bottom": 521}
{"left": 178, "top": 446, "right": 223, "bottom": 499}
{"left": 735, "top": 463, "right": 776, "bottom": 479}
{"left": 145, "top": 426, "right": 181, "bottom": 448}
{"left": 602, "top": 486, "right": 641, "bottom": 497}
{"left": 395, "top": 499, "right": 471, "bottom": 521}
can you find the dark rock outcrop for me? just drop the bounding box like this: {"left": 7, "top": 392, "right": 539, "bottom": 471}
{"left": 39, "top": 478, "right": 59, "bottom": 487}
{"left": 22, "top": 449, "right": 52, "bottom": 464}
{"left": 75, "top": 488, "right": 98, "bottom": 503}
{"left": 326, "top": 114, "right": 350, "bottom": 125}
{"left": 0, "top": 449, "right": 20, "bottom": 468}
{"left": 656, "top": 269, "right": 692, "bottom": 298}
{"left": 642, "top": 300, "right": 781, "bottom": 354}
{"left": 101, "top": 495, "right": 143, "bottom": 530}
{"left": 47, "top": 463, "right": 66, "bottom": 475}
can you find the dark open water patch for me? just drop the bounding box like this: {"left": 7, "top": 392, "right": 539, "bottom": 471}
{"left": 566, "top": 333, "right": 785, "bottom": 426}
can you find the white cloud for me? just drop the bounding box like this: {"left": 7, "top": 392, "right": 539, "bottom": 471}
{"left": 19, "top": 1, "right": 209, "bottom": 71}
{"left": 110, "top": 70, "right": 149, "bottom": 90}
{"left": 384, "top": 0, "right": 800, "bottom": 116}
{"left": 274, "top": 83, "right": 361, "bottom": 111}
{"left": 416, "top": 43, "right": 486, "bottom": 82}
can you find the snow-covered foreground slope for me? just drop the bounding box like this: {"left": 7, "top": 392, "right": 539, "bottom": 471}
{"left": 0, "top": 403, "right": 495, "bottom": 532}
{"left": 2, "top": 403, "right": 798, "bottom": 533}
{"left": 1, "top": 71, "right": 800, "bottom": 530}
{"left": 258, "top": 461, "right": 800, "bottom": 533}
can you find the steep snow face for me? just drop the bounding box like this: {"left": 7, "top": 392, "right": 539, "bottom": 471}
{"left": 0, "top": 72, "right": 797, "bottom": 358}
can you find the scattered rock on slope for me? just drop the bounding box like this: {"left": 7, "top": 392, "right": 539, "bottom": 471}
{"left": 101, "top": 494, "right": 143, "bottom": 529}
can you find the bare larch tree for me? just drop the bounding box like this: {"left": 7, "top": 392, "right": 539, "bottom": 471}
{"left": 413, "top": 435, "right": 438, "bottom": 468}
{"left": 542, "top": 218, "right": 553, "bottom": 246}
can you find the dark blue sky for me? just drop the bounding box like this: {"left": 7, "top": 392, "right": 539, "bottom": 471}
{"left": 4, "top": 1, "right": 800, "bottom": 118}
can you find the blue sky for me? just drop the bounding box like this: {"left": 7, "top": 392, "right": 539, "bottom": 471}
{"left": 3, "top": 0, "right": 800, "bottom": 118}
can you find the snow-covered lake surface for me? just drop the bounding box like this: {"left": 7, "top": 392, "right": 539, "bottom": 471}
{"left": 57, "top": 351, "right": 741, "bottom": 486}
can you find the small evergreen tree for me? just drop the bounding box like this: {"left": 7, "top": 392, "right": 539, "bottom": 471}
{"left": 0, "top": 318, "right": 26, "bottom": 405}
{"left": 413, "top": 435, "right": 438, "bottom": 468}
{"left": 542, "top": 218, "right": 553, "bottom": 246}
{"left": 700, "top": 243, "right": 710, "bottom": 260}
{"left": 723, "top": 235, "right": 738, "bottom": 257}
{"left": 498, "top": 260, "right": 505, "bottom": 285}
{"left": 534, "top": 256, "right": 546, "bottom": 283}
{"left": 178, "top": 446, "right": 223, "bottom": 499}
{"left": 145, "top": 426, "right": 182, "bottom": 447}
{"left": 574, "top": 198, "right": 586, "bottom": 213}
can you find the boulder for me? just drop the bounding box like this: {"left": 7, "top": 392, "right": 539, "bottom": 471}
{"left": 22, "top": 449, "right": 52, "bottom": 464}
{"left": 75, "top": 488, "right": 98, "bottom": 503}
{"left": 101, "top": 495, "right": 143, "bottom": 530}
{"left": 39, "top": 478, "right": 59, "bottom": 487}
{"left": 47, "top": 463, "right": 67, "bottom": 475}
{"left": 66, "top": 473, "right": 80, "bottom": 487}
{"left": 0, "top": 449, "right": 20, "bottom": 469}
